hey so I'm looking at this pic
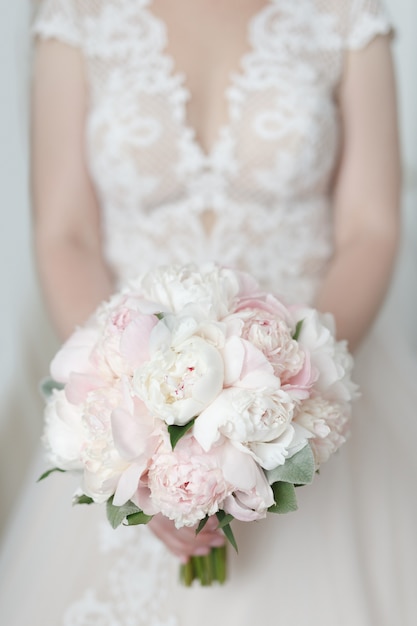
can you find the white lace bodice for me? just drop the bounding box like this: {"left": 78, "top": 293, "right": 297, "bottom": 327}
{"left": 33, "top": 0, "right": 391, "bottom": 305}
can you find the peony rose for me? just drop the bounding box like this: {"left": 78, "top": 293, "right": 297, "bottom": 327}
{"left": 135, "top": 263, "right": 243, "bottom": 319}
{"left": 110, "top": 396, "right": 165, "bottom": 507}
{"left": 219, "top": 442, "right": 274, "bottom": 521}
{"left": 134, "top": 320, "right": 224, "bottom": 426}
{"left": 194, "top": 383, "right": 297, "bottom": 469}
{"left": 294, "top": 395, "right": 351, "bottom": 467}
{"left": 221, "top": 335, "right": 278, "bottom": 389}
{"left": 50, "top": 324, "right": 100, "bottom": 383}
{"left": 235, "top": 306, "right": 306, "bottom": 382}
{"left": 233, "top": 293, "right": 292, "bottom": 324}
{"left": 79, "top": 379, "right": 156, "bottom": 504}
{"left": 79, "top": 383, "right": 127, "bottom": 502}
{"left": 147, "top": 436, "right": 234, "bottom": 527}
{"left": 292, "top": 308, "right": 359, "bottom": 403}
{"left": 91, "top": 308, "right": 159, "bottom": 379}
{"left": 42, "top": 389, "right": 85, "bottom": 470}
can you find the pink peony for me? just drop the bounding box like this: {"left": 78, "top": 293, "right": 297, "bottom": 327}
{"left": 147, "top": 437, "right": 234, "bottom": 528}
{"left": 293, "top": 395, "right": 351, "bottom": 467}
{"left": 91, "top": 306, "right": 159, "bottom": 379}
{"left": 50, "top": 324, "right": 100, "bottom": 383}
{"left": 111, "top": 402, "right": 164, "bottom": 507}
{"left": 79, "top": 379, "right": 158, "bottom": 504}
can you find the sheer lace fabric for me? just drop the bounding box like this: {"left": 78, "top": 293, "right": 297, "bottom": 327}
{"left": 33, "top": 0, "right": 392, "bottom": 305}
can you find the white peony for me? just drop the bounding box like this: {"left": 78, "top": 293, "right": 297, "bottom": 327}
{"left": 293, "top": 308, "right": 359, "bottom": 403}
{"left": 194, "top": 385, "right": 297, "bottom": 469}
{"left": 134, "top": 262, "right": 242, "bottom": 318}
{"left": 294, "top": 395, "right": 351, "bottom": 467}
{"left": 134, "top": 319, "right": 225, "bottom": 425}
{"left": 42, "top": 389, "right": 85, "bottom": 471}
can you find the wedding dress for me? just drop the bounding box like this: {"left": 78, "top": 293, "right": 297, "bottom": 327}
{"left": 1, "top": 1, "right": 416, "bottom": 624}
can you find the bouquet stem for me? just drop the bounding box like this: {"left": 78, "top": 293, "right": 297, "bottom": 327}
{"left": 180, "top": 545, "right": 227, "bottom": 586}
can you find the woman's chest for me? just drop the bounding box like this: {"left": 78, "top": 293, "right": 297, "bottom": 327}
{"left": 148, "top": 0, "right": 268, "bottom": 154}
{"left": 82, "top": 0, "right": 344, "bottom": 206}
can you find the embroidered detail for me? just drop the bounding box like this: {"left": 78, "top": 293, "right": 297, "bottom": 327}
{"left": 62, "top": 523, "right": 179, "bottom": 626}
{"left": 32, "top": 0, "right": 392, "bottom": 307}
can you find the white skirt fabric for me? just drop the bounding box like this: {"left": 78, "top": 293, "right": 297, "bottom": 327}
{"left": 0, "top": 325, "right": 416, "bottom": 626}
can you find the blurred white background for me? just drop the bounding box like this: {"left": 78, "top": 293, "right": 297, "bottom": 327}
{"left": 0, "top": 0, "right": 416, "bottom": 535}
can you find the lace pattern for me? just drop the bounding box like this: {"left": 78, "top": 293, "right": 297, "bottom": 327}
{"left": 62, "top": 524, "right": 179, "bottom": 626}
{"left": 32, "top": 0, "right": 81, "bottom": 47}
{"left": 32, "top": 0, "right": 393, "bottom": 306}
{"left": 347, "top": 0, "right": 393, "bottom": 48}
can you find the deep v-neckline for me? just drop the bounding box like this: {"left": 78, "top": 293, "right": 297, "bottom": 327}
{"left": 144, "top": 0, "right": 272, "bottom": 159}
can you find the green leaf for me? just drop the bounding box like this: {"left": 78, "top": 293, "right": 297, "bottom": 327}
{"left": 124, "top": 511, "right": 153, "bottom": 526}
{"left": 266, "top": 444, "right": 315, "bottom": 486}
{"left": 216, "top": 511, "right": 238, "bottom": 553}
{"left": 292, "top": 319, "right": 304, "bottom": 341}
{"left": 215, "top": 513, "right": 234, "bottom": 530}
{"left": 39, "top": 377, "right": 65, "bottom": 400}
{"left": 106, "top": 496, "right": 141, "bottom": 529}
{"left": 155, "top": 312, "right": 165, "bottom": 320}
{"left": 268, "top": 482, "right": 298, "bottom": 514}
{"left": 36, "top": 467, "right": 66, "bottom": 483}
{"left": 73, "top": 494, "right": 94, "bottom": 505}
{"left": 195, "top": 516, "right": 209, "bottom": 535}
{"left": 168, "top": 417, "right": 196, "bottom": 450}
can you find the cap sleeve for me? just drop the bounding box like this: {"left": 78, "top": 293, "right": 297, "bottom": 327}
{"left": 346, "top": 0, "right": 394, "bottom": 50}
{"left": 32, "top": 0, "right": 81, "bottom": 48}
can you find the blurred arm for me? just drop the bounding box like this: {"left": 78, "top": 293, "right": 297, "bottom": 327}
{"left": 31, "top": 40, "right": 114, "bottom": 341}
{"left": 315, "top": 35, "right": 401, "bottom": 351}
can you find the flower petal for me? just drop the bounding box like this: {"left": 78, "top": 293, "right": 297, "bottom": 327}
{"left": 120, "top": 314, "right": 158, "bottom": 367}
{"left": 111, "top": 407, "right": 154, "bottom": 460}
{"left": 113, "top": 462, "right": 147, "bottom": 507}
{"left": 50, "top": 326, "right": 99, "bottom": 382}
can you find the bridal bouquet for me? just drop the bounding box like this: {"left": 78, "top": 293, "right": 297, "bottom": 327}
{"left": 40, "top": 263, "right": 358, "bottom": 586}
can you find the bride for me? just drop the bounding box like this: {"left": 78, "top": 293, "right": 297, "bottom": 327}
{"left": 0, "top": 0, "right": 416, "bottom": 624}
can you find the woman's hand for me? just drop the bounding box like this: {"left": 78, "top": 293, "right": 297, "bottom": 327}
{"left": 148, "top": 514, "right": 225, "bottom": 563}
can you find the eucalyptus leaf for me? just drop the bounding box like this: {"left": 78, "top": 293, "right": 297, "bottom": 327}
{"left": 37, "top": 467, "right": 66, "bottom": 483}
{"left": 73, "top": 494, "right": 94, "bottom": 505}
{"left": 268, "top": 482, "right": 298, "bottom": 514}
{"left": 168, "top": 417, "right": 196, "bottom": 450}
{"left": 106, "top": 496, "right": 141, "bottom": 529}
{"left": 292, "top": 319, "right": 304, "bottom": 341}
{"left": 266, "top": 444, "right": 315, "bottom": 486}
{"left": 216, "top": 511, "right": 238, "bottom": 553}
{"left": 39, "top": 377, "right": 65, "bottom": 400}
{"left": 124, "top": 511, "right": 153, "bottom": 526}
